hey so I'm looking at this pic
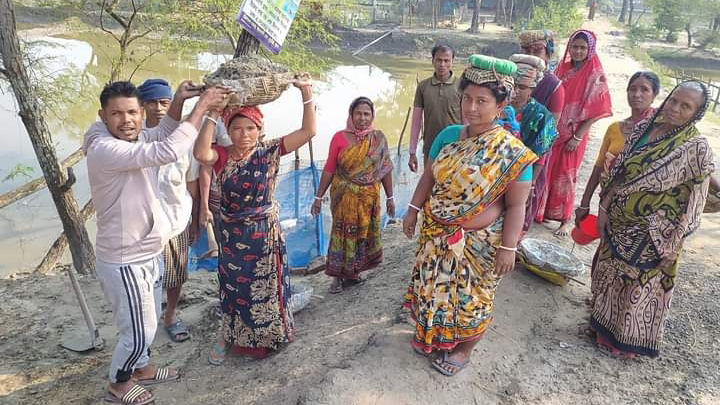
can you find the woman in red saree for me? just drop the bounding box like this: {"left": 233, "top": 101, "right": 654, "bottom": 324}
{"left": 537, "top": 29, "right": 612, "bottom": 236}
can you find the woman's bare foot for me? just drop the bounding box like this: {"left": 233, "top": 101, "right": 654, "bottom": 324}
{"left": 432, "top": 350, "right": 471, "bottom": 376}
{"left": 107, "top": 381, "right": 154, "bottom": 404}
{"left": 554, "top": 222, "right": 572, "bottom": 237}
{"left": 329, "top": 277, "right": 343, "bottom": 294}
{"left": 208, "top": 339, "right": 228, "bottom": 366}
{"left": 541, "top": 219, "right": 560, "bottom": 230}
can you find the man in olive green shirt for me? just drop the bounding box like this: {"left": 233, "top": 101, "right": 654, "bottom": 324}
{"left": 408, "top": 44, "right": 462, "bottom": 172}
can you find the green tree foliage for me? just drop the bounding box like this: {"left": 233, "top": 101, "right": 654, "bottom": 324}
{"left": 169, "top": 0, "right": 339, "bottom": 72}
{"left": 36, "top": 0, "right": 178, "bottom": 80}
{"left": 525, "top": 0, "right": 583, "bottom": 37}
{"left": 2, "top": 164, "right": 34, "bottom": 182}
{"left": 648, "top": 0, "right": 685, "bottom": 42}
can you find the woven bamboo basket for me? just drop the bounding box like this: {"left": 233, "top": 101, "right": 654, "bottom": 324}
{"left": 203, "top": 56, "right": 295, "bottom": 107}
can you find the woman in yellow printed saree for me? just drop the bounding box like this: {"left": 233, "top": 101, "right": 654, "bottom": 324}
{"left": 592, "top": 81, "right": 715, "bottom": 358}
{"left": 402, "top": 61, "right": 537, "bottom": 376}
{"left": 313, "top": 97, "right": 394, "bottom": 294}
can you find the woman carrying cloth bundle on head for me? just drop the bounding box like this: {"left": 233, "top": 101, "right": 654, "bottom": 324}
{"left": 518, "top": 30, "right": 564, "bottom": 123}
{"left": 312, "top": 97, "right": 395, "bottom": 294}
{"left": 538, "top": 29, "right": 613, "bottom": 237}
{"left": 402, "top": 55, "right": 537, "bottom": 377}
{"left": 509, "top": 54, "right": 558, "bottom": 235}
{"left": 591, "top": 81, "right": 715, "bottom": 358}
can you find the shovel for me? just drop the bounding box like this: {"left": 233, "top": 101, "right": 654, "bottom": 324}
{"left": 61, "top": 268, "right": 104, "bottom": 352}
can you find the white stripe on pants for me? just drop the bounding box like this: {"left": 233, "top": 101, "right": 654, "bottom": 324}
{"left": 97, "top": 255, "right": 163, "bottom": 383}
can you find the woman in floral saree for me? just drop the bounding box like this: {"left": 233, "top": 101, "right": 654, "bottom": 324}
{"left": 592, "top": 81, "right": 715, "bottom": 358}
{"left": 312, "top": 97, "right": 394, "bottom": 294}
{"left": 538, "top": 29, "right": 613, "bottom": 236}
{"left": 193, "top": 75, "right": 316, "bottom": 364}
{"left": 509, "top": 54, "right": 558, "bottom": 234}
{"left": 402, "top": 60, "right": 537, "bottom": 376}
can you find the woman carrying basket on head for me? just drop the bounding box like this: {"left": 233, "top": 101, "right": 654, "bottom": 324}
{"left": 194, "top": 75, "right": 316, "bottom": 364}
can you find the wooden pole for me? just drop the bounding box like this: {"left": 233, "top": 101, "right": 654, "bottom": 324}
{"left": 0, "top": 148, "right": 84, "bottom": 209}
{"left": 353, "top": 28, "right": 396, "bottom": 56}
{"left": 397, "top": 106, "right": 411, "bottom": 155}
{"left": 307, "top": 137, "right": 323, "bottom": 257}
{"left": 294, "top": 150, "right": 300, "bottom": 219}
{"left": 0, "top": 0, "right": 95, "bottom": 274}
{"left": 234, "top": 29, "right": 260, "bottom": 58}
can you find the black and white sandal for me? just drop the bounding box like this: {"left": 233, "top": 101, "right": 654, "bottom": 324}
{"left": 104, "top": 384, "right": 154, "bottom": 404}
{"left": 136, "top": 367, "right": 179, "bottom": 386}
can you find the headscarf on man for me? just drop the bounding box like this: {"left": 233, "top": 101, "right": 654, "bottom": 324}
{"left": 137, "top": 78, "right": 173, "bottom": 102}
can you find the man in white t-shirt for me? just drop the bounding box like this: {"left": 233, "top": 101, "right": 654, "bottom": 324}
{"left": 138, "top": 79, "right": 198, "bottom": 342}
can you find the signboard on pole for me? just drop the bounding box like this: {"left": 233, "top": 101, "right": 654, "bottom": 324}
{"left": 236, "top": 0, "right": 302, "bottom": 55}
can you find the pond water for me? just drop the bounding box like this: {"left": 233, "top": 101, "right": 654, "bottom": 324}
{"left": 0, "top": 32, "right": 437, "bottom": 276}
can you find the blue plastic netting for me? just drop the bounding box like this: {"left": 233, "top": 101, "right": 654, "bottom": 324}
{"left": 189, "top": 148, "right": 421, "bottom": 272}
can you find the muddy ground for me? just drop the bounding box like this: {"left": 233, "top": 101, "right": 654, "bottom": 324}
{"left": 3, "top": 14, "right": 720, "bottom": 405}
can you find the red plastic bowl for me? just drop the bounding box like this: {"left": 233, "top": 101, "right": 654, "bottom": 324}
{"left": 571, "top": 214, "right": 600, "bottom": 245}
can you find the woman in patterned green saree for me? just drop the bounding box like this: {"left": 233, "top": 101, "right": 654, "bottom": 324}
{"left": 592, "top": 81, "right": 715, "bottom": 358}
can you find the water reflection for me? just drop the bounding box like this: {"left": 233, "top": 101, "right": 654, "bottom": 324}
{"left": 0, "top": 32, "right": 432, "bottom": 276}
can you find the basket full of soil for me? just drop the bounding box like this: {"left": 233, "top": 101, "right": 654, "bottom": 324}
{"left": 517, "top": 238, "right": 586, "bottom": 286}
{"left": 204, "top": 55, "right": 296, "bottom": 106}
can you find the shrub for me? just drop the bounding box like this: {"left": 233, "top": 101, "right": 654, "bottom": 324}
{"left": 525, "top": 0, "right": 583, "bottom": 37}
{"left": 628, "top": 24, "right": 660, "bottom": 45}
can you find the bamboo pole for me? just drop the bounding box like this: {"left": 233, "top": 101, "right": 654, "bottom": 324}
{"left": 352, "top": 27, "right": 396, "bottom": 56}
{"left": 396, "top": 106, "right": 411, "bottom": 155}
{"left": 294, "top": 150, "right": 300, "bottom": 219}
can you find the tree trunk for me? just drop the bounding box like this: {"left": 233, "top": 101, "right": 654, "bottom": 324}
{"left": 234, "top": 29, "right": 260, "bottom": 58}
{"left": 713, "top": 15, "right": 720, "bottom": 31}
{"left": 618, "top": 0, "right": 628, "bottom": 23}
{"left": 0, "top": 0, "right": 95, "bottom": 274}
{"left": 508, "top": 0, "right": 515, "bottom": 25}
{"left": 469, "top": 0, "right": 481, "bottom": 33}
{"left": 686, "top": 23, "right": 692, "bottom": 48}
{"left": 372, "top": 0, "right": 377, "bottom": 22}
{"left": 432, "top": 0, "right": 438, "bottom": 29}
{"left": 627, "top": 0, "right": 634, "bottom": 26}
{"left": 110, "top": 40, "right": 128, "bottom": 82}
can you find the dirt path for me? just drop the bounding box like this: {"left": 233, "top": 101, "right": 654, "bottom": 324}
{"left": 2, "top": 15, "right": 720, "bottom": 405}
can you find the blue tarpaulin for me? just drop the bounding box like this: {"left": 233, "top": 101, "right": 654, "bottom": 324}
{"left": 189, "top": 149, "right": 421, "bottom": 272}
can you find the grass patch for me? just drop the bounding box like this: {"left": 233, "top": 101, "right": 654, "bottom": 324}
{"left": 705, "top": 111, "right": 720, "bottom": 126}
{"left": 622, "top": 39, "right": 675, "bottom": 88}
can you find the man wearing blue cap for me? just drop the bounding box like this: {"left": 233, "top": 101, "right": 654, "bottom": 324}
{"left": 137, "top": 79, "right": 199, "bottom": 344}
